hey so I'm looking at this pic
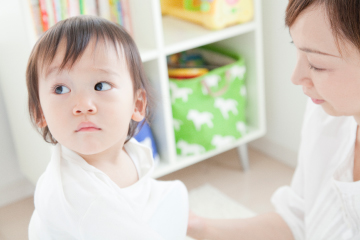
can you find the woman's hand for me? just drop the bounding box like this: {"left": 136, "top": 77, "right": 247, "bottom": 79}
{"left": 187, "top": 210, "right": 207, "bottom": 239}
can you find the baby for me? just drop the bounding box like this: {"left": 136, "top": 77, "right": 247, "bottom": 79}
{"left": 27, "top": 15, "right": 188, "bottom": 240}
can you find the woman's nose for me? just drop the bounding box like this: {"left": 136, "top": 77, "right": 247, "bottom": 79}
{"left": 291, "top": 56, "right": 313, "bottom": 88}
{"left": 73, "top": 96, "right": 97, "bottom": 115}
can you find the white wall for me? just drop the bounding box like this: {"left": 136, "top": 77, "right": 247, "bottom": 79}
{"left": 0, "top": 84, "right": 22, "bottom": 187}
{"left": 0, "top": 1, "right": 35, "bottom": 208}
{"left": 250, "top": 0, "right": 307, "bottom": 168}
{"left": 0, "top": 84, "right": 34, "bottom": 207}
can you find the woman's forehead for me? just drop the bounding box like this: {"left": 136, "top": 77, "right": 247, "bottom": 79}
{"left": 290, "top": 5, "right": 360, "bottom": 61}
{"left": 290, "top": 7, "right": 340, "bottom": 56}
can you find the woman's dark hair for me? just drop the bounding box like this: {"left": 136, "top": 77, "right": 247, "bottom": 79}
{"left": 285, "top": 0, "right": 360, "bottom": 54}
{"left": 26, "top": 15, "right": 154, "bottom": 144}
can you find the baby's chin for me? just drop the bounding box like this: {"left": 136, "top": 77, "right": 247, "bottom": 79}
{"left": 62, "top": 140, "right": 110, "bottom": 156}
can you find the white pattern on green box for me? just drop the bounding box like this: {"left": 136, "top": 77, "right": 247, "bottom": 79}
{"left": 211, "top": 135, "right": 236, "bottom": 148}
{"left": 169, "top": 82, "right": 193, "bottom": 103}
{"left": 177, "top": 140, "right": 206, "bottom": 156}
{"left": 187, "top": 110, "right": 214, "bottom": 131}
{"left": 240, "top": 86, "right": 247, "bottom": 96}
{"left": 236, "top": 121, "right": 247, "bottom": 135}
{"left": 228, "top": 65, "right": 246, "bottom": 80}
{"left": 214, "top": 98, "right": 238, "bottom": 119}
{"left": 201, "top": 75, "right": 221, "bottom": 95}
{"left": 173, "top": 119, "right": 183, "bottom": 131}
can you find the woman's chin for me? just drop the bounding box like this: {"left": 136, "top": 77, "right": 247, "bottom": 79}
{"left": 320, "top": 104, "right": 349, "bottom": 117}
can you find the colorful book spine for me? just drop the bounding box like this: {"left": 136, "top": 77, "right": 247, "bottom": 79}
{"left": 116, "top": 0, "right": 123, "bottom": 26}
{"left": 60, "top": 0, "right": 69, "bottom": 19}
{"left": 31, "top": 0, "right": 134, "bottom": 35}
{"left": 29, "top": 0, "right": 44, "bottom": 35}
{"left": 38, "top": 0, "right": 49, "bottom": 31}
{"left": 98, "top": 0, "right": 111, "bottom": 20}
{"left": 79, "top": 0, "right": 85, "bottom": 14}
{"left": 109, "top": 0, "right": 118, "bottom": 23}
{"left": 68, "top": 0, "right": 80, "bottom": 17}
{"left": 53, "top": 0, "right": 62, "bottom": 22}
{"left": 85, "top": 0, "right": 97, "bottom": 15}
{"left": 45, "top": 0, "right": 55, "bottom": 27}
{"left": 95, "top": 0, "right": 100, "bottom": 16}
{"left": 121, "top": 0, "right": 133, "bottom": 36}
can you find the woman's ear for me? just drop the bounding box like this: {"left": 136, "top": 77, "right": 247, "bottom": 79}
{"left": 131, "top": 89, "right": 147, "bottom": 122}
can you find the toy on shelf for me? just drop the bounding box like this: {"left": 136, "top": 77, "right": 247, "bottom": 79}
{"left": 161, "top": 0, "right": 254, "bottom": 30}
{"left": 168, "top": 68, "right": 209, "bottom": 79}
{"left": 166, "top": 48, "right": 230, "bottom": 79}
{"left": 167, "top": 50, "right": 209, "bottom": 79}
{"left": 134, "top": 120, "right": 160, "bottom": 166}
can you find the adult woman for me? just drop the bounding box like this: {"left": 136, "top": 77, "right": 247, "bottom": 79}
{"left": 187, "top": 0, "right": 360, "bottom": 239}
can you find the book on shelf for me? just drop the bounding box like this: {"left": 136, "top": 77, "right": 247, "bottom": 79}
{"left": 121, "top": 0, "right": 132, "bottom": 36}
{"left": 29, "top": 0, "right": 44, "bottom": 35}
{"left": 68, "top": 0, "right": 80, "bottom": 17}
{"left": 44, "top": 0, "right": 55, "bottom": 27}
{"left": 28, "top": 0, "right": 133, "bottom": 37}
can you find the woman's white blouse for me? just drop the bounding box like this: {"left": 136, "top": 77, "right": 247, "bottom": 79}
{"left": 28, "top": 138, "right": 188, "bottom": 240}
{"left": 271, "top": 100, "right": 360, "bottom": 240}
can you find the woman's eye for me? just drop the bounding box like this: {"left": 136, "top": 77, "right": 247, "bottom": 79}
{"left": 54, "top": 85, "right": 70, "bottom": 94}
{"left": 95, "top": 82, "right": 112, "bottom": 91}
{"left": 308, "top": 64, "right": 325, "bottom": 72}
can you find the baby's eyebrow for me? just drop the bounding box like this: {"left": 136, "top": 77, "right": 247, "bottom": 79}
{"left": 45, "top": 66, "right": 62, "bottom": 78}
{"left": 44, "top": 66, "right": 119, "bottom": 78}
{"left": 93, "top": 67, "right": 119, "bottom": 76}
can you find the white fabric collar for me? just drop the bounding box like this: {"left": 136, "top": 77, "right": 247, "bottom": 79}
{"left": 59, "top": 138, "right": 154, "bottom": 180}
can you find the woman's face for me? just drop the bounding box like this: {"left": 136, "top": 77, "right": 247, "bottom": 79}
{"left": 290, "top": 5, "right": 360, "bottom": 120}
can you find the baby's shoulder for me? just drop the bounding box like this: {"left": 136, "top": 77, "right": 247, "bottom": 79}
{"left": 33, "top": 160, "right": 99, "bottom": 229}
{"left": 148, "top": 179, "right": 188, "bottom": 203}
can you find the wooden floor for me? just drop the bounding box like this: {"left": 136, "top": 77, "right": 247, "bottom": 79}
{"left": 0, "top": 147, "right": 294, "bottom": 240}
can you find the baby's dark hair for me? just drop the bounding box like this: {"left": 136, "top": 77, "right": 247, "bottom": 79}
{"left": 26, "top": 15, "right": 155, "bottom": 144}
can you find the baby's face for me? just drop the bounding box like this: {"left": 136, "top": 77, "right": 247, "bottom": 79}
{"left": 38, "top": 38, "right": 139, "bottom": 155}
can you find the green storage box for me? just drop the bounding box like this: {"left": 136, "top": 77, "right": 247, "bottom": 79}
{"left": 169, "top": 46, "right": 248, "bottom": 157}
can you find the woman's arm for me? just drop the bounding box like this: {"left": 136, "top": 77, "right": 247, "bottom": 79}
{"left": 187, "top": 211, "right": 294, "bottom": 240}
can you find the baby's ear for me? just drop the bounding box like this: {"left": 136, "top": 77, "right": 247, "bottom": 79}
{"left": 131, "top": 89, "right": 147, "bottom": 122}
{"left": 34, "top": 109, "right": 47, "bottom": 128}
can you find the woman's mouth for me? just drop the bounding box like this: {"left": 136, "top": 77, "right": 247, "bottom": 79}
{"left": 311, "top": 98, "right": 325, "bottom": 104}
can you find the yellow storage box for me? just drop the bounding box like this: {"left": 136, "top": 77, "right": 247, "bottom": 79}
{"left": 161, "top": 0, "right": 254, "bottom": 30}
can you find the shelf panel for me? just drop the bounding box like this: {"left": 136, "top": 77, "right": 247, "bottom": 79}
{"left": 138, "top": 47, "right": 159, "bottom": 62}
{"left": 162, "top": 16, "right": 256, "bottom": 55}
{"left": 152, "top": 126, "right": 265, "bottom": 179}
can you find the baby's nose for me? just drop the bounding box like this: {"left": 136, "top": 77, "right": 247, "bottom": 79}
{"left": 73, "top": 105, "right": 97, "bottom": 115}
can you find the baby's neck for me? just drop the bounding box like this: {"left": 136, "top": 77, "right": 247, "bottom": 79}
{"left": 93, "top": 148, "right": 139, "bottom": 188}
{"left": 76, "top": 141, "right": 140, "bottom": 188}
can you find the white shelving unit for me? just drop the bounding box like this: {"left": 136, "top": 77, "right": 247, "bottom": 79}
{"left": 0, "top": 0, "right": 265, "bottom": 185}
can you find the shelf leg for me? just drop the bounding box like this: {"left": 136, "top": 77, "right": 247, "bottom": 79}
{"left": 236, "top": 144, "right": 249, "bottom": 171}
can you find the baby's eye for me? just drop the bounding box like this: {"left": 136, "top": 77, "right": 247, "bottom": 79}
{"left": 54, "top": 85, "right": 70, "bottom": 94}
{"left": 95, "top": 82, "right": 112, "bottom": 91}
